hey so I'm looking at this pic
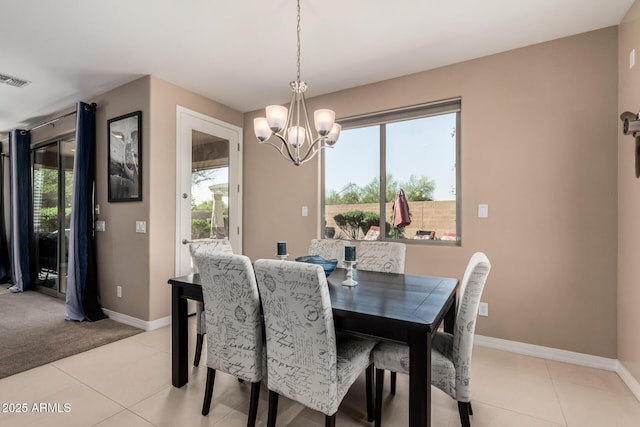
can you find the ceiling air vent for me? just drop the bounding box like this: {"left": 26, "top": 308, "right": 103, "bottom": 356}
{"left": 0, "top": 72, "right": 31, "bottom": 88}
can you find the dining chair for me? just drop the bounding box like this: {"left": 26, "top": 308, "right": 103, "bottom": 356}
{"left": 371, "top": 252, "right": 492, "bottom": 427}
{"left": 253, "top": 259, "right": 377, "bottom": 427}
{"left": 189, "top": 239, "right": 233, "bottom": 367}
{"left": 308, "top": 238, "right": 350, "bottom": 268}
{"left": 190, "top": 250, "right": 264, "bottom": 426}
{"left": 356, "top": 241, "right": 406, "bottom": 274}
{"left": 356, "top": 240, "right": 407, "bottom": 394}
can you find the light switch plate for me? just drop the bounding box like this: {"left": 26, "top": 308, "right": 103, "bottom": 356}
{"left": 135, "top": 221, "right": 146, "bottom": 233}
{"left": 301, "top": 206, "right": 308, "bottom": 217}
{"left": 479, "top": 302, "right": 489, "bottom": 317}
{"left": 478, "top": 204, "right": 489, "bottom": 218}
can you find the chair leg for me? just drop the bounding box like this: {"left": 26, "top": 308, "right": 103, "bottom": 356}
{"left": 375, "top": 369, "right": 385, "bottom": 427}
{"left": 325, "top": 413, "right": 336, "bottom": 427}
{"left": 366, "top": 365, "right": 374, "bottom": 422}
{"left": 267, "top": 390, "right": 279, "bottom": 427}
{"left": 247, "top": 381, "right": 261, "bottom": 427}
{"left": 202, "top": 368, "right": 216, "bottom": 415}
{"left": 469, "top": 401, "right": 473, "bottom": 416}
{"left": 390, "top": 371, "right": 397, "bottom": 395}
{"left": 194, "top": 333, "right": 204, "bottom": 366}
{"left": 457, "top": 401, "right": 471, "bottom": 427}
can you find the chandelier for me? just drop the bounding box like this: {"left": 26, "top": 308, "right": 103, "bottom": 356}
{"left": 253, "top": 0, "right": 341, "bottom": 166}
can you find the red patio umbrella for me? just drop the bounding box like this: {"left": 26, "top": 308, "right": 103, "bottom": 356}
{"left": 392, "top": 189, "right": 411, "bottom": 228}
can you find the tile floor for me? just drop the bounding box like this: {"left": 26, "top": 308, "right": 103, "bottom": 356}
{"left": 1, "top": 318, "right": 639, "bottom": 427}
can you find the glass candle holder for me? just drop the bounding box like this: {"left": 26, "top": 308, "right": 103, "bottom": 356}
{"left": 277, "top": 241, "right": 287, "bottom": 256}
{"left": 345, "top": 245, "right": 356, "bottom": 262}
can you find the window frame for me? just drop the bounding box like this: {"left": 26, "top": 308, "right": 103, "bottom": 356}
{"left": 321, "top": 97, "right": 462, "bottom": 246}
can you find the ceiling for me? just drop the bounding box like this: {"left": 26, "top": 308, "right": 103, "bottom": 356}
{"left": 0, "top": 0, "right": 634, "bottom": 136}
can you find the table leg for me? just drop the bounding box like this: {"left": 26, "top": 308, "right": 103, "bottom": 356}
{"left": 408, "top": 330, "right": 432, "bottom": 427}
{"left": 443, "top": 296, "right": 456, "bottom": 334}
{"left": 172, "top": 285, "right": 189, "bottom": 387}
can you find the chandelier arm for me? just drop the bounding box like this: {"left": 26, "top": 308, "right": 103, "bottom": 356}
{"left": 273, "top": 132, "right": 300, "bottom": 164}
{"left": 298, "top": 136, "right": 327, "bottom": 164}
{"left": 259, "top": 136, "right": 299, "bottom": 165}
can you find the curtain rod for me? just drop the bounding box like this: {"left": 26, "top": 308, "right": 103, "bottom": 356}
{"left": 29, "top": 110, "right": 77, "bottom": 132}
{"left": 28, "top": 102, "right": 97, "bottom": 132}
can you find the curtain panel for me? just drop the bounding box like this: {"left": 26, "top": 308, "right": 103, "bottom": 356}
{"left": 9, "top": 129, "right": 31, "bottom": 292}
{"left": 0, "top": 152, "right": 11, "bottom": 283}
{"left": 65, "top": 102, "right": 106, "bottom": 321}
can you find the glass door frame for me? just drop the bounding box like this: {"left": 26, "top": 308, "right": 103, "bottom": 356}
{"left": 30, "top": 133, "right": 74, "bottom": 298}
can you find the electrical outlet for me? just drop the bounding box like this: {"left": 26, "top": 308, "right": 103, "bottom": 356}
{"left": 95, "top": 220, "right": 105, "bottom": 232}
{"left": 478, "top": 302, "right": 488, "bottom": 317}
{"left": 117, "top": 286, "right": 122, "bottom": 298}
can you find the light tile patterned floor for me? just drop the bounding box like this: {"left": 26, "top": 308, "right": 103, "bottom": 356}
{"left": 1, "top": 319, "right": 639, "bottom": 427}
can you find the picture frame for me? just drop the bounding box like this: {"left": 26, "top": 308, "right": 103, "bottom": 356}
{"left": 108, "top": 111, "right": 142, "bottom": 202}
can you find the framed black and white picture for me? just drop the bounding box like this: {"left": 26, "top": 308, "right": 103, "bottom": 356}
{"left": 108, "top": 111, "right": 142, "bottom": 202}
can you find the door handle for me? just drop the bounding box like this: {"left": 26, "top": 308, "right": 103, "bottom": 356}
{"left": 182, "top": 193, "right": 188, "bottom": 199}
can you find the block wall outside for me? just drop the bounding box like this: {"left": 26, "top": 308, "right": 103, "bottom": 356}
{"left": 325, "top": 200, "right": 456, "bottom": 240}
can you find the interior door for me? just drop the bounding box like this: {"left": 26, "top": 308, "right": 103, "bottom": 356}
{"left": 175, "top": 107, "right": 242, "bottom": 277}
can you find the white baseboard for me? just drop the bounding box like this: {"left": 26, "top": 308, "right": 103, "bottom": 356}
{"left": 474, "top": 334, "right": 618, "bottom": 371}
{"left": 102, "top": 308, "right": 171, "bottom": 332}
{"left": 617, "top": 361, "right": 640, "bottom": 402}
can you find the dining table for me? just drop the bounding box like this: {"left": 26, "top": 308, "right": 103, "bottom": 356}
{"left": 168, "top": 266, "right": 458, "bottom": 427}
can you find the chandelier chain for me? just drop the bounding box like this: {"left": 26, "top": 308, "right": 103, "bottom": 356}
{"left": 296, "top": 0, "right": 301, "bottom": 83}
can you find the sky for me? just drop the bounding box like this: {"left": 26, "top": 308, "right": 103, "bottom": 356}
{"left": 324, "top": 113, "right": 457, "bottom": 201}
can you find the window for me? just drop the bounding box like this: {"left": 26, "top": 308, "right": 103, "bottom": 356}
{"left": 322, "top": 98, "right": 460, "bottom": 244}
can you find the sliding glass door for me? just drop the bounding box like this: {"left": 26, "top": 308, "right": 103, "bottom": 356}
{"left": 32, "top": 136, "right": 74, "bottom": 296}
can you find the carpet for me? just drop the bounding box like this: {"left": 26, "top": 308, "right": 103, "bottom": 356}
{"left": 0, "top": 291, "right": 143, "bottom": 379}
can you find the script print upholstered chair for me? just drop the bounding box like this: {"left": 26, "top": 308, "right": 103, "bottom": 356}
{"left": 356, "top": 241, "right": 406, "bottom": 274}
{"left": 372, "top": 252, "right": 492, "bottom": 427}
{"left": 190, "top": 250, "right": 263, "bottom": 426}
{"left": 356, "top": 240, "right": 407, "bottom": 392}
{"left": 308, "top": 238, "right": 350, "bottom": 269}
{"left": 189, "top": 239, "right": 233, "bottom": 366}
{"left": 254, "top": 259, "right": 377, "bottom": 427}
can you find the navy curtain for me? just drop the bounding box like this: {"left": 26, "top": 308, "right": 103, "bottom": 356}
{"left": 8, "top": 130, "right": 31, "bottom": 292}
{"left": 0, "top": 153, "right": 11, "bottom": 283}
{"left": 66, "top": 102, "right": 106, "bottom": 321}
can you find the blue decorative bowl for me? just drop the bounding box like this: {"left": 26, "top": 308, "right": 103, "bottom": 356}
{"left": 295, "top": 255, "right": 338, "bottom": 277}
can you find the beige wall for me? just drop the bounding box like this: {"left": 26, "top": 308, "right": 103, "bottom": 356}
{"left": 244, "top": 27, "right": 619, "bottom": 357}
{"left": 618, "top": 0, "right": 640, "bottom": 384}
{"left": 91, "top": 77, "right": 151, "bottom": 320}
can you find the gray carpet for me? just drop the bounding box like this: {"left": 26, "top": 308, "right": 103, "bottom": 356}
{"left": 0, "top": 290, "right": 143, "bottom": 379}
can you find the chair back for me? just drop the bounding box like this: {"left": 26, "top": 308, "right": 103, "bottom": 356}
{"left": 189, "top": 238, "right": 233, "bottom": 258}
{"left": 308, "top": 238, "right": 349, "bottom": 268}
{"left": 254, "top": 259, "right": 339, "bottom": 414}
{"left": 357, "top": 241, "right": 406, "bottom": 273}
{"left": 191, "top": 251, "right": 263, "bottom": 382}
{"left": 453, "top": 252, "right": 491, "bottom": 401}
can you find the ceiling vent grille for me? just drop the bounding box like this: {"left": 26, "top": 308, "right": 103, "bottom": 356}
{"left": 0, "top": 72, "right": 31, "bottom": 88}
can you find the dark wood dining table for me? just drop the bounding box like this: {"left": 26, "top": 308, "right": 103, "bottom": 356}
{"left": 168, "top": 267, "right": 458, "bottom": 427}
